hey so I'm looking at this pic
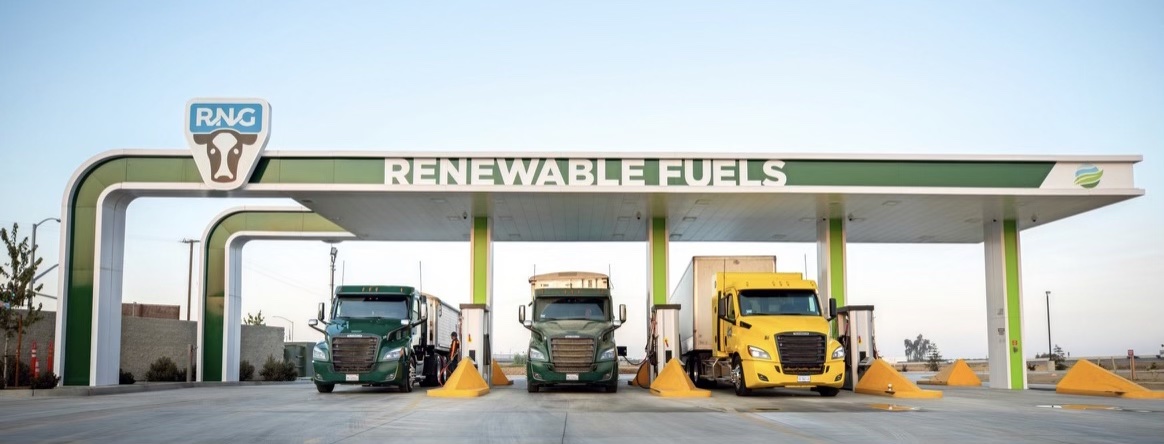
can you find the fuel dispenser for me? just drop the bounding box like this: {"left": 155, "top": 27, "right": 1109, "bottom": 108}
{"left": 651, "top": 304, "right": 681, "bottom": 381}
{"left": 837, "top": 305, "right": 878, "bottom": 390}
{"left": 459, "top": 304, "right": 491, "bottom": 385}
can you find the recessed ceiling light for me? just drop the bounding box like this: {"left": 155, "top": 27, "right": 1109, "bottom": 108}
{"left": 682, "top": 216, "right": 697, "bottom": 222}
{"left": 669, "top": 234, "right": 682, "bottom": 241}
{"left": 695, "top": 199, "right": 712, "bottom": 205}
{"left": 964, "top": 218, "right": 982, "bottom": 224}
{"left": 799, "top": 217, "right": 816, "bottom": 223}
{"left": 430, "top": 198, "right": 447, "bottom": 204}
{"left": 447, "top": 216, "right": 460, "bottom": 222}
{"left": 882, "top": 200, "right": 900, "bottom": 206}
{"left": 617, "top": 216, "right": 631, "bottom": 222}
{"left": 848, "top": 217, "right": 866, "bottom": 223}
{"left": 498, "top": 216, "right": 514, "bottom": 222}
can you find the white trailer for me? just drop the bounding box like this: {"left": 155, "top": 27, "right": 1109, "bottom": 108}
{"left": 668, "top": 256, "right": 776, "bottom": 354}
{"left": 420, "top": 293, "right": 461, "bottom": 353}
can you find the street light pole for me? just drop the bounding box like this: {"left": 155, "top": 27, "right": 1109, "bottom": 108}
{"left": 1045, "top": 290, "right": 1052, "bottom": 358}
{"left": 30, "top": 217, "right": 60, "bottom": 285}
{"left": 181, "top": 239, "right": 201, "bottom": 321}
{"left": 329, "top": 246, "right": 338, "bottom": 296}
{"left": 271, "top": 315, "right": 294, "bottom": 342}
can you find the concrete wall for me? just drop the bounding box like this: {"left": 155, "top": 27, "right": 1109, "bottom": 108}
{"left": 6, "top": 310, "right": 284, "bottom": 381}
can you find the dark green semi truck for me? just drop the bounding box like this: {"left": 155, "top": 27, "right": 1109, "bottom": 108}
{"left": 309, "top": 285, "right": 459, "bottom": 393}
{"left": 518, "top": 272, "right": 627, "bottom": 393}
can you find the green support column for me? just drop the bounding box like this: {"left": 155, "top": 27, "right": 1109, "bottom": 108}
{"left": 471, "top": 217, "right": 490, "bottom": 305}
{"left": 648, "top": 217, "right": 668, "bottom": 305}
{"left": 817, "top": 217, "right": 847, "bottom": 334}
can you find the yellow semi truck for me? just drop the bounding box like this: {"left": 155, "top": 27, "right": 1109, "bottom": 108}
{"left": 670, "top": 256, "right": 845, "bottom": 396}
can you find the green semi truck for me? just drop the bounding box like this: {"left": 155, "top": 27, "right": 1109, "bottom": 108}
{"left": 309, "top": 285, "right": 459, "bottom": 393}
{"left": 518, "top": 272, "right": 627, "bottom": 393}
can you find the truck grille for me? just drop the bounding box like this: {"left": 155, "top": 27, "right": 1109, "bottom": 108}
{"left": 776, "top": 333, "right": 826, "bottom": 375}
{"left": 332, "top": 337, "right": 379, "bottom": 373}
{"left": 550, "top": 337, "right": 595, "bottom": 373}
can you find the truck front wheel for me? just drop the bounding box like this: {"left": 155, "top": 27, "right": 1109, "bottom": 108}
{"left": 732, "top": 356, "right": 752, "bottom": 397}
{"left": 400, "top": 358, "right": 415, "bottom": 393}
{"left": 527, "top": 381, "right": 540, "bottom": 393}
{"left": 315, "top": 383, "right": 335, "bottom": 393}
{"left": 817, "top": 387, "right": 840, "bottom": 397}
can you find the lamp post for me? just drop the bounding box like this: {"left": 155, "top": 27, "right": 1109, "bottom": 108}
{"left": 30, "top": 217, "right": 60, "bottom": 285}
{"left": 1045, "top": 290, "right": 1052, "bottom": 359}
{"left": 271, "top": 315, "right": 294, "bottom": 342}
{"left": 181, "top": 239, "right": 201, "bottom": 321}
{"left": 328, "top": 244, "right": 339, "bottom": 296}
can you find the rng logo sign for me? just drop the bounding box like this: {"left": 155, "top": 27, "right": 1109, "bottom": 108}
{"left": 185, "top": 98, "right": 271, "bottom": 190}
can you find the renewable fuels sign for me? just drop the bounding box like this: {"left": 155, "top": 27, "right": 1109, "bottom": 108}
{"left": 385, "top": 158, "right": 788, "bottom": 187}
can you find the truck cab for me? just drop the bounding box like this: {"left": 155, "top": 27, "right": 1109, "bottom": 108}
{"left": 518, "top": 272, "right": 627, "bottom": 393}
{"left": 308, "top": 285, "right": 441, "bottom": 393}
{"left": 708, "top": 272, "right": 845, "bottom": 396}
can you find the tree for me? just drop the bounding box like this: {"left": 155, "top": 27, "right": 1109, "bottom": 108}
{"left": 926, "top": 343, "right": 944, "bottom": 371}
{"left": 244, "top": 311, "right": 265, "bottom": 326}
{"left": 0, "top": 223, "right": 45, "bottom": 386}
{"left": 903, "top": 334, "right": 933, "bottom": 362}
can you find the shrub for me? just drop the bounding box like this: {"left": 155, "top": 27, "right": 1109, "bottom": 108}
{"left": 4, "top": 359, "right": 32, "bottom": 387}
{"left": 240, "top": 360, "right": 255, "bottom": 381}
{"left": 119, "top": 368, "right": 136, "bottom": 385}
{"left": 1149, "top": 362, "right": 1158, "bottom": 371}
{"left": 512, "top": 352, "right": 527, "bottom": 366}
{"left": 260, "top": 355, "right": 298, "bottom": 381}
{"left": 32, "top": 372, "right": 59, "bottom": 389}
{"left": 146, "top": 357, "right": 182, "bottom": 382}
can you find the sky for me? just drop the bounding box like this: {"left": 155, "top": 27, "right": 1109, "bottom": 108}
{"left": 1, "top": 1, "right": 1162, "bottom": 362}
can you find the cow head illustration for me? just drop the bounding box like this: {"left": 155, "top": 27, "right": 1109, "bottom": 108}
{"left": 185, "top": 98, "right": 270, "bottom": 190}
{"left": 192, "top": 130, "right": 258, "bottom": 183}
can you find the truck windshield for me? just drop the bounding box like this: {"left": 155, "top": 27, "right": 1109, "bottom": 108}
{"left": 738, "top": 290, "right": 821, "bottom": 316}
{"left": 534, "top": 298, "right": 607, "bottom": 321}
{"left": 334, "top": 295, "right": 409, "bottom": 319}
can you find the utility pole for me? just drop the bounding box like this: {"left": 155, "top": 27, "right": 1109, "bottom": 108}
{"left": 1045, "top": 290, "right": 1052, "bottom": 359}
{"left": 181, "top": 239, "right": 200, "bottom": 321}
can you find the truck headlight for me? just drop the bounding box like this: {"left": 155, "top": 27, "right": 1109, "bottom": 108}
{"left": 382, "top": 347, "right": 405, "bottom": 361}
{"left": 598, "top": 347, "right": 616, "bottom": 362}
{"left": 529, "top": 348, "right": 547, "bottom": 362}
{"left": 313, "top": 343, "right": 329, "bottom": 362}
{"left": 832, "top": 346, "right": 846, "bottom": 360}
{"left": 748, "top": 346, "right": 771, "bottom": 360}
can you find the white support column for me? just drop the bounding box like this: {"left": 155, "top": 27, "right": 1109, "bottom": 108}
{"left": 91, "top": 191, "right": 133, "bottom": 386}
{"left": 984, "top": 219, "right": 1027, "bottom": 390}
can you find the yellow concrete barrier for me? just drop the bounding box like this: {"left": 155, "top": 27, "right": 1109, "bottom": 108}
{"left": 919, "top": 359, "right": 982, "bottom": 386}
{"left": 1056, "top": 359, "right": 1164, "bottom": 399}
{"left": 428, "top": 358, "right": 490, "bottom": 398}
{"left": 855, "top": 359, "right": 943, "bottom": 399}
{"left": 491, "top": 360, "right": 514, "bottom": 386}
{"left": 650, "top": 359, "right": 711, "bottom": 398}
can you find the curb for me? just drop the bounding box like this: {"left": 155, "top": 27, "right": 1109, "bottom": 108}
{"left": 0, "top": 379, "right": 310, "bottom": 398}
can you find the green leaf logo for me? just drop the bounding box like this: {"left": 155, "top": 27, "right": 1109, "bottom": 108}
{"left": 1073, "top": 164, "right": 1103, "bottom": 189}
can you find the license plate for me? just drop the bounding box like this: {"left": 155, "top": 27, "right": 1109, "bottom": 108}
{"left": 566, "top": 374, "right": 579, "bottom": 381}
{"left": 797, "top": 375, "right": 810, "bottom": 383}
{"left": 346, "top": 374, "right": 359, "bottom": 382}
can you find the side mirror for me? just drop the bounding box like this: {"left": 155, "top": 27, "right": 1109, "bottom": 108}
{"left": 619, "top": 304, "right": 627, "bottom": 323}
{"left": 317, "top": 302, "right": 326, "bottom": 323}
{"left": 308, "top": 319, "right": 318, "bottom": 327}
{"left": 419, "top": 301, "right": 429, "bottom": 322}
{"left": 828, "top": 298, "right": 837, "bottom": 320}
{"left": 518, "top": 305, "right": 526, "bottom": 323}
